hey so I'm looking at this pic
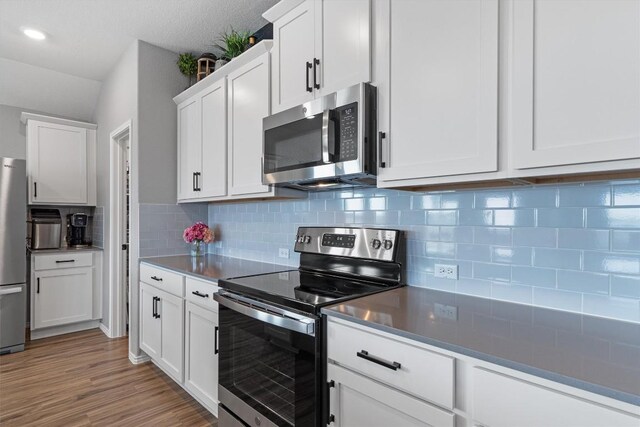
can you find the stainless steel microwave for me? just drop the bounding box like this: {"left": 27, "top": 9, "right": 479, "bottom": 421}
{"left": 262, "top": 83, "right": 377, "bottom": 190}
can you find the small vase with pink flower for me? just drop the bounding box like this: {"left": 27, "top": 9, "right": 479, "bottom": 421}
{"left": 183, "top": 222, "right": 214, "bottom": 257}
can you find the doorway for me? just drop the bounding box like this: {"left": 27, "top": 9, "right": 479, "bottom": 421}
{"left": 109, "top": 121, "right": 131, "bottom": 338}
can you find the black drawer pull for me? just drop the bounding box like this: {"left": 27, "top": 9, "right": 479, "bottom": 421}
{"left": 34, "top": 182, "right": 37, "bottom": 198}
{"left": 192, "top": 291, "right": 208, "bottom": 298}
{"left": 55, "top": 259, "right": 75, "bottom": 263}
{"left": 37, "top": 278, "right": 40, "bottom": 294}
{"left": 150, "top": 276, "right": 162, "bottom": 281}
{"left": 356, "top": 350, "right": 401, "bottom": 371}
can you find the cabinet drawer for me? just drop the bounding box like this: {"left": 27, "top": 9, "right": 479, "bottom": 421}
{"left": 140, "top": 263, "right": 184, "bottom": 297}
{"left": 34, "top": 252, "right": 93, "bottom": 270}
{"left": 327, "top": 319, "right": 455, "bottom": 409}
{"left": 185, "top": 277, "right": 220, "bottom": 312}
{"left": 473, "top": 367, "right": 640, "bottom": 427}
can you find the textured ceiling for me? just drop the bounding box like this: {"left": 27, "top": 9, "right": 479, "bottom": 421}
{"left": 0, "top": 0, "right": 278, "bottom": 82}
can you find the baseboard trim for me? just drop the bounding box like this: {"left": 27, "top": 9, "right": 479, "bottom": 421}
{"left": 129, "top": 351, "right": 150, "bottom": 365}
{"left": 30, "top": 320, "right": 100, "bottom": 340}
{"left": 99, "top": 323, "right": 112, "bottom": 338}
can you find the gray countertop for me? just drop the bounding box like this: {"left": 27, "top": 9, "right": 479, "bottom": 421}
{"left": 323, "top": 286, "right": 640, "bottom": 406}
{"left": 28, "top": 246, "right": 104, "bottom": 254}
{"left": 140, "top": 254, "right": 290, "bottom": 283}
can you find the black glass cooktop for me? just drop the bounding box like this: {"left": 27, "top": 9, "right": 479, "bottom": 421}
{"left": 219, "top": 270, "right": 403, "bottom": 315}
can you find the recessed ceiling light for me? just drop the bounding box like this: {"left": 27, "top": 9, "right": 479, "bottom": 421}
{"left": 22, "top": 28, "right": 46, "bottom": 40}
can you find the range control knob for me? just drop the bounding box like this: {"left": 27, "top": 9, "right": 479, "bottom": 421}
{"left": 372, "top": 239, "right": 382, "bottom": 249}
{"left": 304, "top": 235, "right": 312, "bottom": 244}
{"left": 297, "top": 235, "right": 304, "bottom": 243}
{"left": 383, "top": 239, "right": 393, "bottom": 250}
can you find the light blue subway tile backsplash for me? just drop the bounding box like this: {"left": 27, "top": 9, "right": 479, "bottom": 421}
{"left": 207, "top": 181, "right": 640, "bottom": 323}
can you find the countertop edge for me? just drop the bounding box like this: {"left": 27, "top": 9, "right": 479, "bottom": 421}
{"left": 28, "top": 247, "right": 104, "bottom": 254}
{"left": 322, "top": 309, "right": 640, "bottom": 407}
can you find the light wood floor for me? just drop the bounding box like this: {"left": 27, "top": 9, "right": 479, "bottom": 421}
{"left": 0, "top": 329, "right": 217, "bottom": 426}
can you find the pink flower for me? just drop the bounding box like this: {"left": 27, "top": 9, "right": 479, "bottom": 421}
{"left": 183, "top": 222, "right": 215, "bottom": 244}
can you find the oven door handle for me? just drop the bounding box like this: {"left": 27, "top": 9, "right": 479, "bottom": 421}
{"left": 214, "top": 292, "right": 316, "bottom": 336}
{"left": 321, "top": 109, "right": 333, "bottom": 164}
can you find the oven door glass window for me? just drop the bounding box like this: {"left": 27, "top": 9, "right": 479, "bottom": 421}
{"left": 218, "top": 305, "right": 318, "bottom": 427}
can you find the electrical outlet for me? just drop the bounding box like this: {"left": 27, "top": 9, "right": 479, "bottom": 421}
{"left": 434, "top": 263, "right": 458, "bottom": 279}
{"left": 434, "top": 303, "right": 458, "bottom": 321}
{"left": 278, "top": 248, "right": 290, "bottom": 259}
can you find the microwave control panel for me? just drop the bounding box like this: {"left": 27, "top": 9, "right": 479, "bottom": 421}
{"left": 336, "top": 102, "right": 358, "bottom": 162}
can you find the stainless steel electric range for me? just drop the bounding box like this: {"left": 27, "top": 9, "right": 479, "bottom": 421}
{"left": 214, "top": 227, "right": 405, "bottom": 427}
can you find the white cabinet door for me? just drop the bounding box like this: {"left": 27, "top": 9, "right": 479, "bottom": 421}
{"left": 473, "top": 367, "right": 640, "bottom": 427}
{"left": 510, "top": 0, "right": 640, "bottom": 169}
{"left": 177, "top": 97, "right": 202, "bottom": 201}
{"left": 33, "top": 267, "right": 93, "bottom": 329}
{"left": 316, "top": 0, "right": 371, "bottom": 97}
{"left": 27, "top": 120, "right": 88, "bottom": 204}
{"left": 139, "top": 282, "right": 161, "bottom": 360}
{"left": 376, "top": 0, "right": 499, "bottom": 184}
{"left": 271, "top": 0, "right": 315, "bottom": 113}
{"left": 227, "top": 51, "right": 272, "bottom": 197}
{"left": 158, "top": 289, "right": 184, "bottom": 382}
{"left": 200, "top": 79, "right": 228, "bottom": 198}
{"left": 327, "top": 363, "right": 454, "bottom": 427}
{"left": 184, "top": 301, "right": 218, "bottom": 414}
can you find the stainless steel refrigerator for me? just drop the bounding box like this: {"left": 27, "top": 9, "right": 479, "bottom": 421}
{"left": 0, "top": 157, "right": 27, "bottom": 354}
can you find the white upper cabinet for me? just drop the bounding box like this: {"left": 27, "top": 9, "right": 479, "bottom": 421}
{"left": 227, "top": 51, "right": 272, "bottom": 197}
{"left": 316, "top": 0, "right": 371, "bottom": 97}
{"left": 200, "top": 80, "right": 228, "bottom": 198}
{"left": 174, "top": 41, "right": 302, "bottom": 203}
{"left": 177, "top": 97, "right": 202, "bottom": 201}
{"left": 177, "top": 78, "right": 228, "bottom": 202}
{"left": 376, "top": 0, "right": 499, "bottom": 185}
{"left": 271, "top": 0, "right": 316, "bottom": 111}
{"left": 509, "top": 0, "right": 640, "bottom": 169}
{"left": 23, "top": 114, "right": 97, "bottom": 205}
{"left": 267, "top": 0, "right": 371, "bottom": 113}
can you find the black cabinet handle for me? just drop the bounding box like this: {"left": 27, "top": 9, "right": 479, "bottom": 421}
{"left": 192, "top": 290, "right": 208, "bottom": 298}
{"left": 34, "top": 182, "right": 37, "bottom": 198}
{"left": 55, "top": 259, "right": 75, "bottom": 264}
{"left": 325, "top": 380, "right": 335, "bottom": 424}
{"left": 306, "top": 61, "right": 313, "bottom": 92}
{"left": 356, "top": 350, "right": 401, "bottom": 371}
{"left": 152, "top": 296, "right": 157, "bottom": 318}
{"left": 150, "top": 276, "right": 162, "bottom": 282}
{"left": 214, "top": 326, "right": 219, "bottom": 355}
{"left": 37, "top": 278, "right": 40, "bottom": 294}
{"left": 192, "top": 172, "right": 196, "bottom": 192}
{"left": 155, "top": 297, "right": 161, "bottom": 319}
{"left": 378, "top": 132, "right": 386, "bottom": 168}
{"left": 194, "top": 172, "right": 201, "bottom": 191}
{"left": 313, "top": 58, "right": 320, "bottom": 89}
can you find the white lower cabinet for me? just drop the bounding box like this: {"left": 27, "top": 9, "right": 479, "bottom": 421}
{"left": 327, "top": 363, "right": 454, "bottom": 427}
{"left": 33, "top": 267, "right": 93, "bottom": 329}
{"left": 473, "top": 367, "right": 640, "bottom": 427}
{"left": 327, "top": 317, "right": 640, "bottom": 427}
{"left": 184, "top": 301, "right": 219, "bottom": 415}
{"left": 139, "top": 264, "right": 219, "bottom": 415}
{"left": 30, "top": 251, "right": 102, "bottom": 339}
{"left": 139, "top": 281, "right": 184, "bottom": 382}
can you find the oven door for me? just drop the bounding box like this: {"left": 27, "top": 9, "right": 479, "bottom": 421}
{"left": 215, "top": 291, "right": 320, "bottom": 427}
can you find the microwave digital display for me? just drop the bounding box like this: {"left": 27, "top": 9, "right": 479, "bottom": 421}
{"left": 336, "top": 102, "right": 358, "bottom": 162}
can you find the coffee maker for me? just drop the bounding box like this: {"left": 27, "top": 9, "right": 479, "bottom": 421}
{"left": 67, "top": 213, "right": 91, "bottom": 247}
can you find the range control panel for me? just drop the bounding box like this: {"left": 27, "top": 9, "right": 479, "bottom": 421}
{"left": 295, "top": 227, "right": 401, "bottom": 262}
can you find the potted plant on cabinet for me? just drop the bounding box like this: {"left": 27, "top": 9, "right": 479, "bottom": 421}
{"left": 214, "top": 28, "right": 251, "bottom": 69}
{"left": 177, "top": 52, "right": 198, "bottom": 88}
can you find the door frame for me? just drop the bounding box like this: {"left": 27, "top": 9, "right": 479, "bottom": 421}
{"left": 108, "top": 120, "right": 132, "bottom": 338}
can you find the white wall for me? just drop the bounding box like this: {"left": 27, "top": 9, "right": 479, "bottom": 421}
{"left": 138, "top": 40, "right": 187, "bottom": 204}
{"left": 0, "top": 58, "right": 101, "bottom": 122}
{"left": 92, "top": 40, "right": 139, "bottom": 335}
{"left": 93, "top": 40, "right": 185, "bottom": 357}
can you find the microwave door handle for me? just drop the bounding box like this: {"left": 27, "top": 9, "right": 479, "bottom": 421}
{"left": 321, "top": 109, "right": 332, "bottom": 164}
